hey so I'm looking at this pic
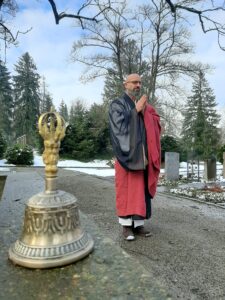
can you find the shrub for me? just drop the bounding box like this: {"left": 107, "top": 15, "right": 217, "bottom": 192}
{"left": 0, "top": 132, "right": 7, "bottom": 159}
{"left": 217, "top": 144, "right": 225, "bottom": 164}
{"left": 161, "top": 135, "right": 182, "bottom": 162}
{"left": 5, "top": 144, "right": 34, "bottom": 165}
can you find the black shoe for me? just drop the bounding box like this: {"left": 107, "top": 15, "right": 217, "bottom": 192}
{"left": 122, "top": 226, "right": 135, "bottom": 241}
{"left": 133, "top": 226, "right": 152, "bottom": 237}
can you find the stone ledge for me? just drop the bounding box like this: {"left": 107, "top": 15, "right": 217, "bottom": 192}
{"left": 0, "top": 170, "right": 170, "bottom": 299}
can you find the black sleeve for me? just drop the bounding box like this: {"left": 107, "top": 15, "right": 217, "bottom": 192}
{"left": 109, "top": 99, "right": 145, "bottom": 170}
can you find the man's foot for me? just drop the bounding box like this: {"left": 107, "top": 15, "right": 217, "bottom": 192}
{"left": 122, "top": 226, "right": 135, "bottom": 241}
{"left": 133, "top": 226, "right": 152, "bottom": 237}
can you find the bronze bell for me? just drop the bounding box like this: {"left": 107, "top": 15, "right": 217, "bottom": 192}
{"left": 8, "top": 108, "right": 94, "bottom": 268}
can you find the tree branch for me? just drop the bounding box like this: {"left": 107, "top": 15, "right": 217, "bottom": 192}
{"left": 47, "top": 0, "right": 114, "bottom": 29}
{"left": 165, "top": 0, "right": 225, "bottom": 50}
{"left": 0, "top": 21, "right": 32, "bottom": 43}
{"left": 0, "top": 22, "right": 15, "bottom": 41}
{"left": 0, "top": 0, "right": 4, "bottom": 10}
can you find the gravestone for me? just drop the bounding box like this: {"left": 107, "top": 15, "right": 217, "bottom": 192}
{"left": 223, "top": 152, "right": 225, "bottom": 179}
{"left": 204, "top": 157, "right": 216, "bottom": 181}
{"left": 165, "top": 152, "right": 180, "bottom": 181}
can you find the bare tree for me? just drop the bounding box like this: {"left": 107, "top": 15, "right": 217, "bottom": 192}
{"left": 70, "top": 1, "right": 133, "bottom": 83}
{"left": 165, "top": 0, "right": 225, "bottom": 50}
{"left": 0, "top": 1, "right": 18, "bottom": 46}
{"left": 48, "top": 0, "right": 225, "bottom": 51}
{"left": 48, "top": 0, "right": 118, "bottom": 28}
{"left": 136, "top": 1, "right": 211, "bottom": 102}
{"left": 46, "top": 0, "right": 225, "bottom": 52}
{"left": 0, "top": 0, "right": 119, "bottom": 53}
{"left": 71, "top": 1, "right": 210, "bottom": 99}
{"left": 1, "top": 0, "right": 225, "bottom": 50}
{"left": 0, "top": 1, "right": 33, "bottom": 42}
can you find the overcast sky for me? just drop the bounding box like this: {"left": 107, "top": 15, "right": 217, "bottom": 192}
{"left": 2, "top": 0, "right": 225, "bottom": 110}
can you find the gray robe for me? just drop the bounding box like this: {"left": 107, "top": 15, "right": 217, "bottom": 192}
{"left": 109, "top": 93, "right": 148, "bottom": 171}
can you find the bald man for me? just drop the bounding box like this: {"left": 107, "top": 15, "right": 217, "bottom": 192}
{"left": 109, "top": 74, "right": 161, "bottom": 241}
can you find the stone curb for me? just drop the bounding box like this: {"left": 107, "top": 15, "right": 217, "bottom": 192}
{"left": 157, "top": 191, "right": 225, "bottom": 210}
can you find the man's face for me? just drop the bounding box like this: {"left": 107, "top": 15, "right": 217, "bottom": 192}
{"left": 124, "top": 75, "right": 142, "bottom": 97}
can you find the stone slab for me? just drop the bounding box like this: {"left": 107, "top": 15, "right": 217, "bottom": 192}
{"left": 0, "top": 170, "right": 169, "bottom": 300}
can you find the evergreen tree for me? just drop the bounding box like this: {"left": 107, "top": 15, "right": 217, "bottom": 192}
{"left": 61, "top": 100, "right": 95, "bottom": 159}
{"left": 13, "top": 52, "right": 41, "bottom": 145}
{"left": 87, "top": 103, "right": 111, "bottom": 156}
{"left": 0, "top": 60, "right": 13, "bottom": 141}
{"left": 58, "top": 99, "right": 69, "bottom": 122}
{"left": 0, "top": 131, "right": 7, "bottom": 159}
{"left": 39, "top": 76, "right": 53, "bottom": 113}
{"left": 217, "top": 144, "right": 225, "bottom": 164}
{"left": 161, "top": 135, "right": 181, "bottom": 163}
{"left": 181, "top": 72, "right": 220, "bottom": 159}
{"left": 43, "top": 94, "right": 53, "bottom": 112}
{"left": 63, "top": 101, "right": 112, "bottom": 159}
{"left": 69, "top": 100, "right": 87, "bottom": 126}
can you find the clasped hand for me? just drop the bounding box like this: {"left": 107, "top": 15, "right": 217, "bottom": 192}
{"left": 135, "top": 95, "right": 148, "bottom": 114}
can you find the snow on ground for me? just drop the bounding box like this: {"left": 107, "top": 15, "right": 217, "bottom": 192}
{"left": 0, "top": 154, "right": 223, "bottom": 179}
{"left": 0, "top": 167, "right": 11, "bottom": 172}
{"left": 33, "top": 154, "right": 111, "bottom": 168}
{"left": 0, "top": 154, "right": 115, "bottom": 177}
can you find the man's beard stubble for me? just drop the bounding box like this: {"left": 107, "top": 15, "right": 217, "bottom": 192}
{"left": 128, "top": 88, "right": 141, "bottom": 98}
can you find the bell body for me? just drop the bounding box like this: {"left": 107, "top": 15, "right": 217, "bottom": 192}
{"left": 9, "top": 190, "right": 94, "bottom": 268}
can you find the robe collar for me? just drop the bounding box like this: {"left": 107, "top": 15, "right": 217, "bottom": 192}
{"left": 123, "top": 93, "right": 136, "bottom": 108}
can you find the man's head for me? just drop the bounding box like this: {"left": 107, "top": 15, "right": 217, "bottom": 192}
{"left": 124, "top": 73, "right": 142, "bottom": 98}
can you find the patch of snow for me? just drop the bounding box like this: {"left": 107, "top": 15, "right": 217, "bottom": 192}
{"left": 0, "top": 159, "right": 14, "bottom": 167}
{"left": 0, "top": 154, "right": 114, "bottom": 177}
{"left": 33, "top": 155, "right": 44, "bottom": 166}
{"left": 179, "top": 162, "right": 187, "bottom": 168}
{"left": 0, "top": 154, "right": 224, "bottom": 180}
{"left": 0, "top": 167, "right": 10, "bottom": 171}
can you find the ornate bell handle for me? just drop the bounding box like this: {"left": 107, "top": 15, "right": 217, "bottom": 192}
{"left": 38, "top": 107, "right": 66, "bottom": 191}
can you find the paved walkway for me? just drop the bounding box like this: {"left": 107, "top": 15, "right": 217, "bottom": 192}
{"left": 1, "top": 168, "right": 225, "bottom": 299}
{"left": 54, "top": 168, "right": 225, "bottom": 300}
{"left": 0, "top": 169, "right": 168, "bottom": 300}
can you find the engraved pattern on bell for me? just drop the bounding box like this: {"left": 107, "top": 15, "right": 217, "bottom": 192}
{"left": 24, "top": 205, "right": 80, "bottom": 235}
{"left": 13, "top": 232, "right": 89, "bottom": 258}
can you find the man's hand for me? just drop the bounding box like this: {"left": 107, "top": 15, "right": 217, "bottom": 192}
{"left": 136, "top": 94, "right": 148, "bottom": 114}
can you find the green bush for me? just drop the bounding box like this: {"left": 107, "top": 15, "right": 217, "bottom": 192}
{"left": 0, "top": 132, "right": 7, "bottom": 159}
{"left": 161, "top": 135, "right": 182, "bottom": 162}
{"left": 5, "top": 144, "right": 34, "bottom": 165}
{"left": 217, "top": 144, "right": 225, "bottom": 163}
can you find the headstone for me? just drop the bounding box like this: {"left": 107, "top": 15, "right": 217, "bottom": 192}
{"left": 165, "top": 152, "right": 180, "bottom": 181}
{"left": 223, "top": 152, "right": 225, "bottom": 179}
{"left": 204, "top": 158, "right": 216, "bottom": 181}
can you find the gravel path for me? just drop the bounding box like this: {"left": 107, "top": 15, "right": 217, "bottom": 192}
{"left": 53, "top": 169, "right": 225, "bottom": 300}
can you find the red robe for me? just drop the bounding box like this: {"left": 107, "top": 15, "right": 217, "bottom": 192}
{"left": 115, "top": 104, "right": 161, "bottom": 218}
